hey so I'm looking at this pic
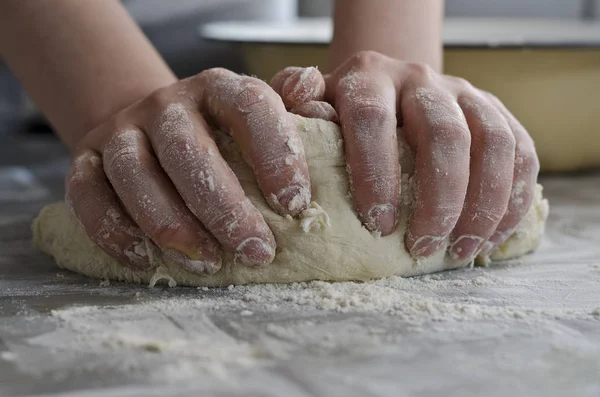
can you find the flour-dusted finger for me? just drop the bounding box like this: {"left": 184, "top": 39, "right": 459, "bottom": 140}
{"left": 290, "top": 101, "right": 339, "bottom": 123}
{"left": 325, "top": 52, "right": 401, "bottom": 236}
{"left": 449, "top": 92, "right": 515, "bottom": 261}
{"left": 197, "top": 68, "right": 311, "bottom": 217}
{"left": 102, "top": 126, "right": 222, "bottom": 275}
{"left": 402, "top": 81, "right": 471, "bottom": 259}
{"left": 480, "top": 93, "right": 540, "bottom": 255}
{"left": 143, "top": 91, "right": 275, "bottom": 267}
{"left": 270, "top": 66, "right": 326, "bottom": 110}
{"left": 66, "top": 150, "right": 151, "bottom": 270}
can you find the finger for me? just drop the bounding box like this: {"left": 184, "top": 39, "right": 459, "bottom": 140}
{"left": 448, "top": 94, "right": 516, "bottom": 261}
{"left": 330, "top": 69, "right": 400, "bottom": 235}
{"left": 290, "top": 101, "right": 339, "bottom": 123}
{"left": 66, "top": 150, "right": 151, "bottom": 270}
{"left": 145, "top": 95, "right": 276, "bottom": 267}
{"left": 103, "top": 127, "right": 222, "bottom": 275}
{"left": 480, "top": 94, "right": 540, "bottom": 255}
{"left": 402, "top": 86, "right": 471, "bottom": 258}
{"left": 270, "top": 66, "right": 326, "bottom": 109}
{"left": 199, "top": 68, "right": 311, "bottom": 216}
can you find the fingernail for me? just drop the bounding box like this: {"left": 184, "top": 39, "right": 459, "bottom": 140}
{"left": 478, "top": 230, "right": 513, "bottom": 258}
{"left": 164, "top": 248, "right": 222, "bottom": 275}
{"left": 366, "top": 204, "right": 398, "bottom": 235}
{"left": 236, "top": 237, "right": 275, "bottom": 267}
{"left": 450, "top": 236, "right": 485, "bottom": 261}
{"left": 408, "top": 235, "right": 446, "bottom": 259}
{"left": 487, "top": 230, "right": 512, "bottom": 248}
{"left": 276, "top": 185, "right": 310, "bottom": 216}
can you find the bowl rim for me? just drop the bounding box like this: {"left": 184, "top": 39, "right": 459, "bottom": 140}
{"left": 200, "top": 17, "right": 600, "bottom": 49}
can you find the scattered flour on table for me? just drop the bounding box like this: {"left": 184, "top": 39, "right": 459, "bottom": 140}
{"left": 10, "top": 266, "right": 600, "bottom": 383}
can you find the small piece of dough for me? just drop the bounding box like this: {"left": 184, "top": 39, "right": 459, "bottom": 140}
{"left": 32, "top": 114, "right": 549, "bottom": 287}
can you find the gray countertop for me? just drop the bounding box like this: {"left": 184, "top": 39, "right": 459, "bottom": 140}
{"left": 1, "top": 132, "right": 599, "bottom": 397}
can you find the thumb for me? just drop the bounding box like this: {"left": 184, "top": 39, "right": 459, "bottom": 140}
{"left": 269, "top": 66, "right": 326, "bottom": 109}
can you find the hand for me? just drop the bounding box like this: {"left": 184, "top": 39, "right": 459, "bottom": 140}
{"left": 270, "top": 51, "right": 539, "bottom": 262}
{"left": 66, "top": 69, "right": 312, "bottom": 274}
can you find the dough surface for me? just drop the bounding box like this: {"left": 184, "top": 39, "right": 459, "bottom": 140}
{"left": 33, "top": 114, "right": 549, "bottom": 287}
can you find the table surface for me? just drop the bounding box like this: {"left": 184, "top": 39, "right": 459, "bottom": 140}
{"left": 0, "top": 132, "right": 599, "bottom": 397}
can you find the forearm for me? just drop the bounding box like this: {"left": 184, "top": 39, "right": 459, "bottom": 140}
{"left": 329, "top": 0, "right": 444, "bottom": 72}
{"left": 0, "top": 0, "right": 177, "bottom": 149}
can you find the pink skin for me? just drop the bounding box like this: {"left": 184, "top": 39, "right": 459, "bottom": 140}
{"left": 67, "top": 150, "right": 152, "bottom": 270}
{"left": 67, "top": 68, "right": 312, "bottom": 274}
{"left": 270, "top": 67, "right": 339, "bottom": 123}
{"left": 67, "top": 51, "right": 539, "bottom": 274}
{"left": 271, "top": 51, "right": 539, "bottom": 260}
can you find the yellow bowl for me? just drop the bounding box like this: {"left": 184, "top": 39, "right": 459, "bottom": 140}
{"left": 203, "top": 18, "right": 600, "bottom": 172}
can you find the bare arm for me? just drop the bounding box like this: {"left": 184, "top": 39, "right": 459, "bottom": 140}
{"left": 272, "top": 0, "right": 536, "bottom": 260}
{"left": 1, "top": 0, "right": 314, "bottom": 272}
{"left": 0, "top": 0, "right": 176, "bottom": 149}
{"left": 329, "top": 0, "right": 444, "bottom": 72}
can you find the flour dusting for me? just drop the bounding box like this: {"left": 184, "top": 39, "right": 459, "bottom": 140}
{"left": 5, "top": 261, "right": 597, "bottom": 388}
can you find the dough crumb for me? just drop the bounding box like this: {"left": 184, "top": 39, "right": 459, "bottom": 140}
{"left": 299, "top": 202, "right": 331, "bottom": 233}
{"left": 371, "top": 230, "right": 382, "bottom": 239}
{"left": 148, "top": 267, "right": 177, "bottom": 288}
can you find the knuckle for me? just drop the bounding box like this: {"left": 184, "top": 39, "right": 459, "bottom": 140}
{"left": 484, "top": 91, "right": 502, "bottom": 106}
{"left": 517, "top": 147, "right": 540, "bottom": 175}
{"left": 66, "top": 171, "right": 86, "bottom": 199}
{"left": 66, "top": 152, "right": 101, "bottom": 200}
{"left": 347, "top": 99, "right": 394, "bottom": 129}
{"left": 202, "top": 67, "right": 230, "bottom": 79}
{"left": 274, "top": 66, "right": 301, "bottom": 82}
{"left": 429, "top": 124, "right": 471, "bottom": 150}
{"left": 143, "top": 86, "right": 174, "bottom": 112}
{"left": 104, "top": 132, "right": 142, "bottom": 176}
{"left": 97, "top": 117, "right": 122, "bottom": 139}
{"left": 157, "top": 134, "right": 188, "bottom": 159}
{"left": 447, "top": 75, "right": 474, "bottom": 91}
{"left": 405, "top": 61, "right": 434, "bottom": 81}
{"left": 234, "top": 80, "right": 270, "bottom": 113}
{"left": 352, "top": 102, "right": 392, "bottom": 121}
{"left": 196, "top": 67, "right": 231, "bottom": 85}
{"left": 158, "top": 137, "right": 199, "bottom": 173}
{"left": 482, "top": 127, "right": 516, "bottom": 153}
{"left": 348, "top": 50, "right": 387, "bottom": 70}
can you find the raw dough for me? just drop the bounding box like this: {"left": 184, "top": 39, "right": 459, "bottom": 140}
{"left": 33, "top": 114, "right": 549, "bottom": 287}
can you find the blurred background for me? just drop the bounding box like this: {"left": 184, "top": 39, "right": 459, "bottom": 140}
{"left": 1, "top": 0, "right": 599, "bottom": 135}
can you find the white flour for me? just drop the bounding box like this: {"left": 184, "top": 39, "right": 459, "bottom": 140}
{"left": 5, "top": 262, "right": 592, "bottom": 386}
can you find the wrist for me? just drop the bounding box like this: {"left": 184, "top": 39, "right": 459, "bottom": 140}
{"left": 328, "top": 0, "right": 444, "bottom": 73}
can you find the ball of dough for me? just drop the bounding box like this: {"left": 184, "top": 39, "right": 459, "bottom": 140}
{"left": 33, "top": 114, "right": 549, "bottom": 287}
